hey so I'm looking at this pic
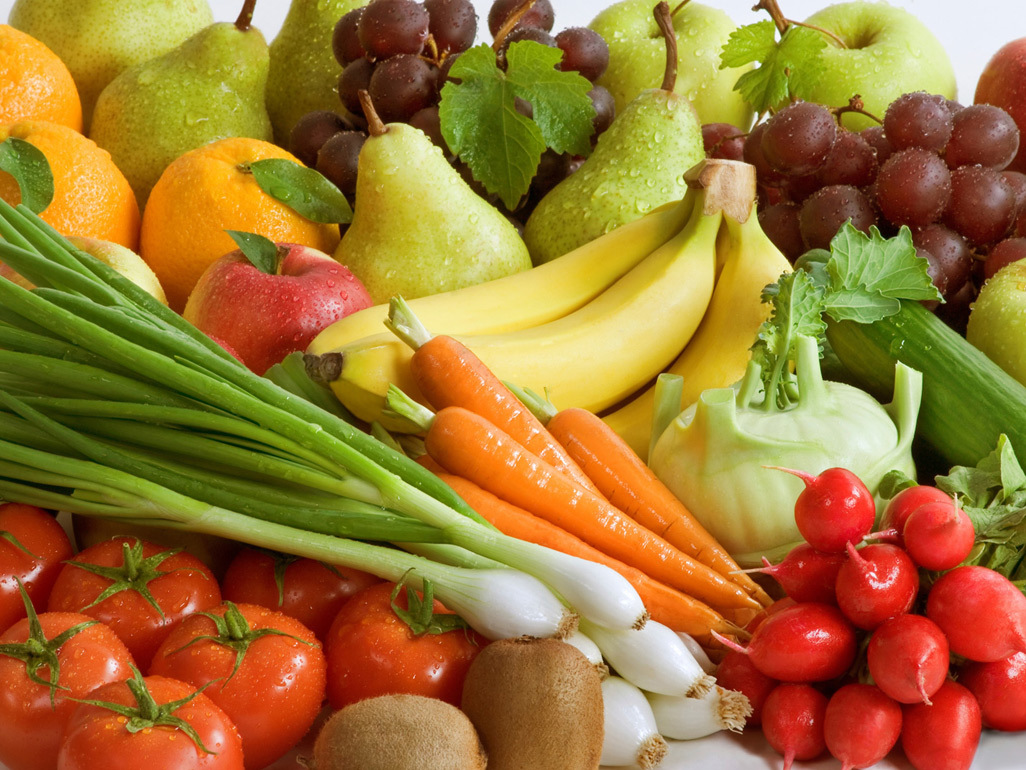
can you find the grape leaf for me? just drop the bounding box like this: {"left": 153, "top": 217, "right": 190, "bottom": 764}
{"left": 439, "top": 41, "right": 594, "bottom": 210}
{"left": 720, "top": 21, "right": 827, "bottom": 114}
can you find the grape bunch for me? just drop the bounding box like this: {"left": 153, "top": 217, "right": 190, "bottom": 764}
{"left": 705, "top": 94, "right": 1026, "bottom": 332}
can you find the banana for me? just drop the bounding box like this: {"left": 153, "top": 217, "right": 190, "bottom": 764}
{"left": 307, "top": 193, "right": 695, "bottom": 355}
{"left": 322, "top": 185, "right": 724, "bottom": 428}
{"left": 601, "top": 204, "right": 794, "bottom": 460}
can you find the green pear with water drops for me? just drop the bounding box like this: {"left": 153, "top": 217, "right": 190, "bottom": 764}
{"left": 336, "top": 93, "right": 532, "bottom": 304}
{"left": 89, "top": 0, "right": 273, "bottom": 206}
{"left": 523, "top": 1, "right": 706, "bottom": 265}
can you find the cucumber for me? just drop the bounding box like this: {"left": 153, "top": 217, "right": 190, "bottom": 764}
{"left": 825, "top": 300, "right": 1026, "bottom": 469}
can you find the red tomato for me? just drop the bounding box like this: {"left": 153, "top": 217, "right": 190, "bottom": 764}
{"left": 58, "top": 673, "right": 244, "bottom": 770}
{"left": 0, "top": 611, "right": 135, "bottom": 770}
{"left": 46, "top": 537, "right": 221, "bottom": 668}
{"left": 220, "top": 547, "right": 381, "bottom": 641}
{"left": 149, "top": 601, "right": 327, "bottom": 770}
{"left": 324, "top": 580, "right": 487, "bottom": 709}
{"left": 0, "top": 503, "right": 74, "bottom": 633}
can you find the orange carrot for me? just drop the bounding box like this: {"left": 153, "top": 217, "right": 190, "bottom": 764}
{"left": 544, "top": 405, "right": 773, "bottom": 607}
{"left": 421, "top": 405, "right": 762, "bottom": 613}
{"left": 434, "top": 469, "right": 739, "bottom": 640}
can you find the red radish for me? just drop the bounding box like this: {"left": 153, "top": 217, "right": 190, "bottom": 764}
{"left": 746, "top": 596, "right": 797, "bottom": 634}
{"left": 901, "top": 680, "right": 982, "bottom": 770}
{"left": 834, "top": 542, "right": 919, "bottom": 630}
{"left": 714, "top": 649, "right": 778, "bottom": 727}
{"left": 875, "top": 484, "right": 954, "bottom": 542}
{"left": 960, "top": 652, "right": 1026, "bottom": 731}
{"left": 867, "top": 614, "right": 949, "bottom": 705}
{"left": 714, "top": 602, "right": 857, "bottom": 683}
{"left": 926, "top": 565, "right": 1026, "bottom": 662}
{"left": 902, "top": 499, "right": 975, "bottom": 571}
{"left": 823, "top": 683, "right": 902, "bottom": 770}
{"left": 761, "top": 683, "right": 828, "bottom": 770}
{"left": 769, "top": 466, "right": 876, "bottom": 553}
{"left": 744, "top": 544, "right": 846, "bottom": 604}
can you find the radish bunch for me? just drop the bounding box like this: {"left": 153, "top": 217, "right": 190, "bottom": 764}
{"left": 717, "top": 467, "right": 1026, "bottom": 770}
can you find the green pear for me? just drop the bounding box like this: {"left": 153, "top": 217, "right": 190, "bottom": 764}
{"left": 9, "top": 0, "right": 214, "bottom": 131}
{"left": 89, "top": 0, "right": 273, "bottom": 207}
{"left": 589, "top": 0, "right": 753, "bottom": 129}
{"left": 336, "top": 94, "right": 532, "bottom": 304}
{"left": 267, "top": 0, "right": 369, "bottom": 146}
{"left": 524, "top": 2, "right": 706, "bottom": 265}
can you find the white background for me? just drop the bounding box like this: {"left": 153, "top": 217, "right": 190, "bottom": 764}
{"left": 0, "top": 0, "right": 1018, "bottom": 105}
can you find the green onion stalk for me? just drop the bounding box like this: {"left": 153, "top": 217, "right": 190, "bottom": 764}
{"left": 0, "top": 199, "right": 646, "bottom": 636}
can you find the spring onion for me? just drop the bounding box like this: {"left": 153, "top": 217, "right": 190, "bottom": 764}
{"left": 599, "top": 676, "right": 668, "bottom": 770}
{"left": 647, "top": 686, "right": 752, "bottom": 740}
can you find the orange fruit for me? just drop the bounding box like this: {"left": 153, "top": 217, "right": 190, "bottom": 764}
{"left": 140, "top": 137, "right": 341, "bottom": 312}
{"left": 0, "top": 25, "right": 81, "bottom": 131}
{"left": 0, "top": 120, "right": 140, "bottom": 249}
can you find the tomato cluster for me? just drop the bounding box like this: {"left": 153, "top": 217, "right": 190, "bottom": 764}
{"left": 0, "top": 503, "right": 488, "bottom": 770}
{"left": 717, "top": 469, "right": 1026, "bottom": 770}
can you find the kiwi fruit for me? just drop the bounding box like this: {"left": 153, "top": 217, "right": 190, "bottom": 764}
{"left": 312, "top": 693, "right": 486, "bottom": 770}
{"left": 460, "top": 636, "right": 604, "bottom": 770}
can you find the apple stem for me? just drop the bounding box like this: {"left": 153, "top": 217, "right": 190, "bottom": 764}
{"left": 653, "top": 2, "right": 678, "bottom": 93}
{"left": 234, "top": 0, "right": 258, "bottom": 32}
{"left": 358, "top": 91, "right": 387, "bottom": 137}
{"left": 492, "top": 0, "right": 537, "bottom": 52}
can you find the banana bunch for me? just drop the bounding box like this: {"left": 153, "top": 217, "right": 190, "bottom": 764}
{"left": 306, "top": 159, "right": 789, "bottom": 440}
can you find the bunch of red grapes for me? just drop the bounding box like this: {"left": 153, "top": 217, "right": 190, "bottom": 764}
{"left": 705, "top": 94, "right": 1026, "bottom": 331}
{"left": 288, "top": 0, "right": 613, "bottom": 223}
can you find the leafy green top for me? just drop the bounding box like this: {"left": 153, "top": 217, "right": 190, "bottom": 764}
{"left": 0, "top": 138, "right": 54, "bottom": 214}
{"left": 439, "top": 41, "right": 595, "bottom": 210}
{"left": 753, "top": 222, "right": 941, "bottom": 408}
{"left": 719, "top": 19, "right": 827, "bottom": 115}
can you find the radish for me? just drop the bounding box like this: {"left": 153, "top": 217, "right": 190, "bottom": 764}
{"left": 769, "top": 466, "right": 876, "bottom": 553}
{"left": 959, "top": 652, "right": 1026, "bottom": 731}
{"left": 744, "top": 544, "right": 846, "bottom": 604}
{"left": 714, "top": 649, "right": 778, "bottom": 727}
{"left": 902, "top": 498, "right": 975, "bottom": 571}
{"left": 834, "top": 542, "right": 919, "bottom": 630}
{"left": 926, "top": 565, "right": 1026, "bottom": 662}
{"left": 761, "top": 683, "right": 828, "bottom": 770}
{"left": 875, "top": 484, "right": 954, "bottom": 543}
{"left": 866, "top": 614, "right": 949, "bottom": 705}
{"left": 901, "top": 680, "right": 982, "bottom": 770}
{"left": 746, "top": 597, "right": 797, "bottom": 634}
{"left": 823, "top": 683, "right": 902, "bottom": 770}
{"left": 713, "top": 602, "right": 857, "bottom": 683}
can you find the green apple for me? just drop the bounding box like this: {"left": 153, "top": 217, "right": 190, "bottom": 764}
{"left": 796, "top": 1, "right": 957, "bottom": 131}
{"left": 589, "top": 0, "right": 754, "bottom": 129}
{"left": 966, "top": 260, "right": 1026, "bottom": 386}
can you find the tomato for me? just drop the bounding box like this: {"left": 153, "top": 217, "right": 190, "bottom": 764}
{"left": 221, "top": 547, "right": 382, "bottom": 642}
{"left": 58, "top": 672, "right": 244, "bottom": 770}
{"left": 46, "top": 536, "right": 221, "bottom": 668}
{"left": 324, "top": 580, "right": 488, "bottom": 709}
{"left": 149, "top": 601, "right": 327, "bottom": 770}
{"left": 0, "top": 609, "right": 135, "bottom": 770}
{"left": 0, "top": 503, "right": 74, "bottom": 634}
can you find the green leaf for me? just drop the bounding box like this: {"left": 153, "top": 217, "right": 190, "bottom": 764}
{"left": 225, "top": 231, "right": 280, "bottom": 275}
{"left": 439, "top": 41, "right": 594, "bottom": 210}
{"left": 246, "top": 158, "right": 352, "bottom": 224}
{"left": 0, "top": 138, "right": 55, "bottom": 214}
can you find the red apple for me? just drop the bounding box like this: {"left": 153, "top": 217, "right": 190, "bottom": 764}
{"left": 183, "top": 242, "right": 372, "bottom": 375}
{"left": 976, "top": 37, "right": 1026, "bottom": 173}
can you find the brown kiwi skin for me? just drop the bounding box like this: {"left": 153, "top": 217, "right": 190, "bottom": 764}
{"left": 460, "top": 635, "right": 605, "bottom": 770}
{"left": 312, "top": 693, "right": 487, "bottom": 770}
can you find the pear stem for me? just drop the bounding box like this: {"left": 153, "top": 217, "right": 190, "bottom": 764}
{"left": 235, "top": 0, "right": 258, "bottom": 32}
{"left": 653, "top": 2, "right": 678, "bottom": 93}
{"left": 492, "top": 0, "right": 537, "bottom": 51}
{"left": 358, "top": 90, "right": 387, "bottom": 137}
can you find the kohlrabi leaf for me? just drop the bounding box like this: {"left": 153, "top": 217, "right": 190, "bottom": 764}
{"left": 720, "top": 21, "right": 827, "bottom": 114}
{"left": 439, "top": 41, "right": 594, "bottom": 210}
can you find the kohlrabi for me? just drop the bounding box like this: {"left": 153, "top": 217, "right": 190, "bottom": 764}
{"left": 649, "top": 224, "right": 941, "bottom": 567}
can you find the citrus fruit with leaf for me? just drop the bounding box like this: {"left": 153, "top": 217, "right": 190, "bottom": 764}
{"left": 0, "top": 120, "right": 140, "bottom": 248}
{"left": 139, "top": 137, "right": 344, "bottom": 312}
{"left": 0, "top": 25, "right": 82, "bottom": 131}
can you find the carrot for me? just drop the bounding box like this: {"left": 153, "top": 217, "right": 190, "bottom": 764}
{"left": 543, "top": 404, "right": 773, "bottom": 608}
{"left": 385, "top": 297, "right": 602, "bottom": 495}
{"left": 434, "top": 469, "right": 740, "bottom": 641}
{"left": 416, "top": 404, "right": 762, "bottom": 613}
